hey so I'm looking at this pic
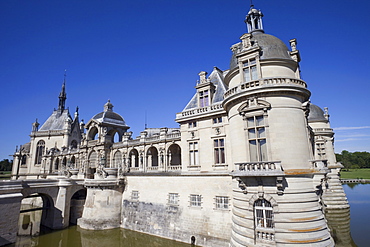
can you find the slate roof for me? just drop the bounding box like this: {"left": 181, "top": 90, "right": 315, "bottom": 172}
{"left": 183, "top": 67, "right": 227, "bottom": 111}
{"left": 230, "top": 32, "right": 292, "bottom": 70}
{"left": 39, "top": 109, "right": 71, "bottom": 131}
{"left": 308, "top": 104, "right": 328, "bottom": 123}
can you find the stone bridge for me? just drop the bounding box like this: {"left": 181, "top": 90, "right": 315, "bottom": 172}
{"left": 0, "top": 178, "right": 86, "bottom": 246}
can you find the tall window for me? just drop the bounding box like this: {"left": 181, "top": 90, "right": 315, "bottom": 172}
{"left": 247, "top": 116, "right": 267, "bottom": 161}
{"left": 213, "top": 117, "right": 222, "bottom": 124}
{"left": 214, "top": 139, "right": 225, "bottom": 164}
{"left": 316, "top": 142, "right": 326, "bottom": 159}
{"left": 190, "top": 194, "right": 202, "bottom": 207}
{"left": 131, "top": 191, "right": 139, "bottom": 201}
{"left": 168, "top": 193, "right": 179, "bottom": 205}
{"left": 243, "top": 58, "right": 258, "bottom": 82}
{"left": 215, "top": 196, "right": 229, "bottom": 210}
{"left": 254, "top": 199, "right": 273, "bottom": 228}
{"left": 199, "top": 90, "right": 209, "bottom": 107}
{"left": 35, "top": 140, "right": 45, "bottom": 165}
{"left": 189, "top": 142, "right": 199, "bottom": 166}
{"left": 188, "top": 121, "right": 197, "bottom": 128}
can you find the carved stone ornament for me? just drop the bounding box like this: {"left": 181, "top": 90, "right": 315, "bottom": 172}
{"left": 238, "top": 97, "right": 271, "bottom": 117}
{"left": 240, "top": 33, "right": 252, "bottom": 49}
{"left": 236, "top": 177, "right": 247, "bottom": 194}
{"left": 302, "top": 101, "right": 310, "bottom": 119}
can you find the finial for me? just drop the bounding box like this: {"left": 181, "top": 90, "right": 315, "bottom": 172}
{"left": 58, "top": 71, "right": 67, "bottom": 111}
{"left": 245, "top": 4, "right": 264, "bottom": 33}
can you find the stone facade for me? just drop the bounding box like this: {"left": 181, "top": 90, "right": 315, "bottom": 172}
{"left": 9, "top": 4, "right": 350, "bottom": 247}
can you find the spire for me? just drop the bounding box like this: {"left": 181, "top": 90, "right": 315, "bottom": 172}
{"left": 245, "top": 5, "right": 264, "bottom": 33}
{"left": 58, "top": 70, "right": 67, "bottom": 111}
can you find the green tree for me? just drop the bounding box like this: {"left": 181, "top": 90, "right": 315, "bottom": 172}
{"left": 0, "top": 159, "right": 13, "bottom": 171}
{"left": 335, "top": 150, "right": 370, "bottom": 169}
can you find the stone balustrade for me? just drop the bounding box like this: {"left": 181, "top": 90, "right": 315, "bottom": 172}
{"left": 313, "top": 128, "right": 333, "bottom": 133}
{"left": 167, "top": 165, "right": 182, "bottom": 171}
{"left": 232, "top": 161, "right": 284, "bottom": 176}
{"left": 177, "top": 103, "right": 224, "bottom": 119}
{"left": 224, "top": 77, "right": 307, "bottom": 99}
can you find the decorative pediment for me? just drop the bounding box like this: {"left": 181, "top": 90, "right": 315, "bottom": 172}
{"left": 238, "top": 97, "right": 271, "bottom": 116}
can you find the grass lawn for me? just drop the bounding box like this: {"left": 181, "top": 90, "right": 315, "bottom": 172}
{"left": 340, "top": 168, "right": 370, "bottom": 179}
{"left": 0, "top": 171, "right": 11, "bottom": 180}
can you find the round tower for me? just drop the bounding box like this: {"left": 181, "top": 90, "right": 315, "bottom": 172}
{"left": 225, "top": 5, "right": 334, "bottom": 246}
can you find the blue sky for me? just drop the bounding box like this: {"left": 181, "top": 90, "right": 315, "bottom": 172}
{"left": 1, "top": 0, "right": 369, "bottom": 160}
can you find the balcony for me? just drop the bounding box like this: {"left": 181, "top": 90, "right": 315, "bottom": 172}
{"left": 231, "top": 161, "right": 284, "bottom": 177}
{"left": 176, "top": 103, "right": 224, "bottom": 120}
{"left": 224, "top": 77, "right": 307, "bottom": 100}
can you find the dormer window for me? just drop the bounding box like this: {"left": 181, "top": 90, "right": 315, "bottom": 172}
{"left": 243, "top": 58, "right": 258, "bottom": 82}
{"left": 199, "top": 90, "right": 209, "bottom": 107}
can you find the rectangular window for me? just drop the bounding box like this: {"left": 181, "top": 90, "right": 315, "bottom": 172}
{"left": 247, "top": 116, "right": 267, "bottom": 162}
{"left": 214, "top": 139, "right": 225, "bottom": 164}
{"left": 199, "top": 90, "right": 209, "bottom": 107}
{"left": 316, "top": 142, "right": 326, "bottom": 159}
{"left": 189, "top": 142, "right": 199, "bottom": 166}
{"left": 243, "top": 58, "right": 258, "bottom": 82}
{"left": 215, "top": 196, "right": 229, "bottom": 210}
{"left": 190, "top": 194, "right": 202, "bottom": 207}
{"left": 131, "top": 190, "right": 139, "bottom": 201}
{"left": 213, "top": 117, "right": 222, "bottom": 124}
{"left": 168, "top": 193, "right": 179, "bottom": 205}
{"left": 188, "top": 121, "right": 197, "bottom": 128}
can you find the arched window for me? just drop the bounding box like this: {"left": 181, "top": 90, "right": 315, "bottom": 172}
{"left": 254, "top": 199, "right": 274, "bottom": 242}
{"left": 35, "top": 140, "right": 45, "bottom": 165}
{"left": 71, "top": 140, "right": 78, "bottom": 149}
{"left": 88, "top": 151, "right": 98, "bottom": 168}
{"left": 147, "top": 147, "right": 158, "bottom": 167}
{"left": 21, "top": 155, "right": 27, "bottom": 165}
{"left": 113, "top": 131, "right": 120, "bottom": 143}
{"left": 113, "top": 151, "right": 122, "bottom": 168}
{"left": 88, "top": 127, "right": 98, "bottom": 140}
{"left": 54, "top": 158, "right": 59, "bottom": 171}
{"left": 129, "top": 149, "right": 139, "bottom": 168}
{"left": 168, "top": 144, "right": 181, "bottom": 166}
{"left": 70, "top": 156, "right": 76, "bottom": 168}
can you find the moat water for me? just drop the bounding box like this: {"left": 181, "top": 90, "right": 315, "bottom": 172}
{"left": 9, "top": 184, "right": 370, "bottom": 247}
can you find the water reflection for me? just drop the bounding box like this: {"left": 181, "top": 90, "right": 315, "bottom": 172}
{"left": 12, "top": 184, "right": 370, "bottom": 247}
{"left": 12, "top": 226, "right": 192, "bottom": 247}
{"left": 325, "top": 207, "right": 357, "bottom": 247}
{"left": 343, "top": 183, "right": 370, "bottom": 247}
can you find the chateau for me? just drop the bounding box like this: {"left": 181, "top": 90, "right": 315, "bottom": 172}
{"left": 9, "top": 5, "right": 350, "bottom": 247}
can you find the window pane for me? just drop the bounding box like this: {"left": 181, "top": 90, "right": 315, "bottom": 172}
{"left": 214, "top": 149, "right": 219, "bottom": 164}
{"left": 194, "top": 150, "right": 199, "bottom": 165}
{"left": 250, "top": 59, "right": 256, "bottom": 65}
{"left": 247, "top": 117, "right": 255, "bottom": 127}
{"left": 220, "top": 139, "right": 224, "bottom": 147}
{"left": 256, "top": 116, "right": 264, "bottom": 126}
{"left": 258, "top": 128, "right": 265, "bottom": 138}
{"left": 249, "top": 140, "right": 258, "bottom": 162}
{"left": 220, "top": 148, "right": 225, "bottom": 163}
{"left": 251, "top": 66, "right": 258, "bottom": 80}
{"left": 214, "top": 140, "right": 219, "bottom": 147}
{"left": 248, "top": 129, "right": 256, "bottom": 138}
{"left": 259, "top": 139, "right": 267, "bottom": 161}
{"left": 244, "top": 68, "right": 250, "bottom": 81}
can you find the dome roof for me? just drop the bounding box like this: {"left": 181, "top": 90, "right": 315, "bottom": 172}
{"left": 90, "top": 100, "right": 128, "bottom": 127}
{"left": 230, "top": 32, "right": 292, "bottom": 70}
{"left": 308, "top": 104, "right": 328, "bottom": 123}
